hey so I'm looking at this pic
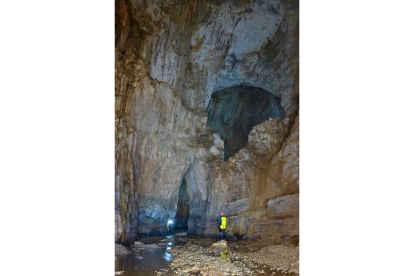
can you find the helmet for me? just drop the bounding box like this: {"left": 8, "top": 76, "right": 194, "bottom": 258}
{"left": 220, "top": 211, "right": 224, "bottom": 216}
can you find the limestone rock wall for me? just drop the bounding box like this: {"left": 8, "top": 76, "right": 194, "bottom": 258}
{"left": 186, "top": 112, "right": 299, "bottom": 241}
{"left": 120, "top": 0, "right": 298, "bottom": 113}
{"left": 115, "top": 0, "right": 299, "bottom": 244}
{"left": 115, "top": 48, "right": 208, "bottom": 242}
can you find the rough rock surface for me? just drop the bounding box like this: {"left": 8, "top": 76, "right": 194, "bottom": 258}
{"left": 236, "top": 244, "right": 299, "bottom": 274}
{"left": 266, "top": 193, "right": 299, "bottom": 219}
{"left": 188, "top": 113, "right": 299, "bottom": 241}
{"left": 210, "top": 240, "right": 229, "bottom": 254}
{"left": 115, "top": 243, "right": 131, "bottom": 256}
{"left": 117, "top": 0, "right": 299, "bottom": 114}
{"left": 207, "top": 85, "right": 285, "bottom": 160}
{"left": 115, "top": 0, "right": 299, "bottom": 244}
{"left": 164, "top": 237, "right": 299, "bottom": 275}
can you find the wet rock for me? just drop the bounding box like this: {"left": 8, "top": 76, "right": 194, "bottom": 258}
{"left": 211, "top": 240, "right": 228, "bottom": 248}
{"left": 210, "top": 240, "right": 229, "bottom": 254}
{"left": 115, "top": 244, "right": 131, "bottom": 256}
{"left": 228, "top": 242, "right": 238, "bottom": 248}
{"left": 160, "top": 238, "right": 299, "bottom": 276}
{"left": 239, "top": 243, "right": 300, "bottom": 274}
{"left": 134, "top": 243, "right": 160, "bottom": 250}
{"left": 168, "top": 241, "right": 250, "bottom": 275}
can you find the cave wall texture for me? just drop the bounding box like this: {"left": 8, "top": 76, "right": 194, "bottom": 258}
{"left": 115, "top": 0, "right": 299, "bottom": 244}
{"left": 207, "top": 85, "right": 285, "bottom": 161}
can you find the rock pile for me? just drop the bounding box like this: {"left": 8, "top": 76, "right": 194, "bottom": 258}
{"left": 155, "top": 238, "right": 299, "bottom": 276}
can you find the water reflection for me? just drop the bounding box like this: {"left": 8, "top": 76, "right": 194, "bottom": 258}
{"left": 163, "top": 252, "right": 173, "bottom": 262}
{"left": 115, "top": 247, "right": 173, "bottom": 276}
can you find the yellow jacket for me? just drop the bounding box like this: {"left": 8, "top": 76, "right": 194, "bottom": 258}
{"left": 220, "top": 216, "right": 227, "bottom": 229}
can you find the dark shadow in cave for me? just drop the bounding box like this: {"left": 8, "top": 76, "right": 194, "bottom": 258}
{"left": 175, "top": 177, "right": 190, "bottom": 231}
{"left": 207, "top": 85, "right": 285, "bottom": 161}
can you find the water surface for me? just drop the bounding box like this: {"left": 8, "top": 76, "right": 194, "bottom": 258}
{"left": 115, "top": 247, "right": 174, "bottom": 276}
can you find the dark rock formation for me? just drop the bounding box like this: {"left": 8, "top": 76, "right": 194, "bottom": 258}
{"left": 207, "top": 85, "right": 285, "bottom": 160}
{"left": 175, "top": 178, "right": 190, "bottom": 228}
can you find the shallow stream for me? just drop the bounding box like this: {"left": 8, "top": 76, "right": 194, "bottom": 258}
{"left": 115, "top": 247, "right": 174, "bottom": 276}
{"left": 115, "top": 231, "right": 298, "bottom": 276}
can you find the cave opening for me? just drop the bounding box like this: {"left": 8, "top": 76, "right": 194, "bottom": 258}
{"left": 175, "top": 177, "right": 190, "bottom": 231}
{"left": 207, "top": 85, "right": 285, "bottom": 161}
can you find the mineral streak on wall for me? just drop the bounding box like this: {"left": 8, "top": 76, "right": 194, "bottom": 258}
{"left": 115, "top": 0, "right": 299, "bottom": 244}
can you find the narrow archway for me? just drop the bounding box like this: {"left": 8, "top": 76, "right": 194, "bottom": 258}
{"left": 175, "top": 177, "right": 190, "bottom": 231}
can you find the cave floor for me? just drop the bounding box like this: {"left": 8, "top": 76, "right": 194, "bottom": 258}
{"left": 115, "top": 231, "right": 299, "bottom": 276}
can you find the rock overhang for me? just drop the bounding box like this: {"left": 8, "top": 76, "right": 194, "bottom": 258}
{"left": 206, "top": 85, "right": 285, "bottom": 161}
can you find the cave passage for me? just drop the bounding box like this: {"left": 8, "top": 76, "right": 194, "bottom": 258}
{"left": 207, "top": 85, "right": 285, "bottom": 160}
{"left": 175, "top": 177, "right": 190, "bottom": 230}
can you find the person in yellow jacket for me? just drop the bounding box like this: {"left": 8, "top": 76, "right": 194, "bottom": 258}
{"left": 218, "top": 211, "right": 227, "bottom": 240}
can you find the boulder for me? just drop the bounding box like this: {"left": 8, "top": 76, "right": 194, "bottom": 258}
{"left": 210, "top": 240, "right": 229, "bottom": 254}
{"left": 115, "top": 244, "right": 131, "bottom": 256}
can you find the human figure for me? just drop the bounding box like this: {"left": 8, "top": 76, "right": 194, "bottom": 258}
{"left": 166, "top": 220, "right": 173, "bottom": 236}
{"left": 218, "top": 211, "right": 227, "bottom": 240}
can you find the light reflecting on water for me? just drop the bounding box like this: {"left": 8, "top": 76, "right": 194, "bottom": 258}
{"left": 163, "top": 251, "right": 173, "bottom": 262}
{"left": 115, "top": 247, "right": 174, "bottom": 276}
